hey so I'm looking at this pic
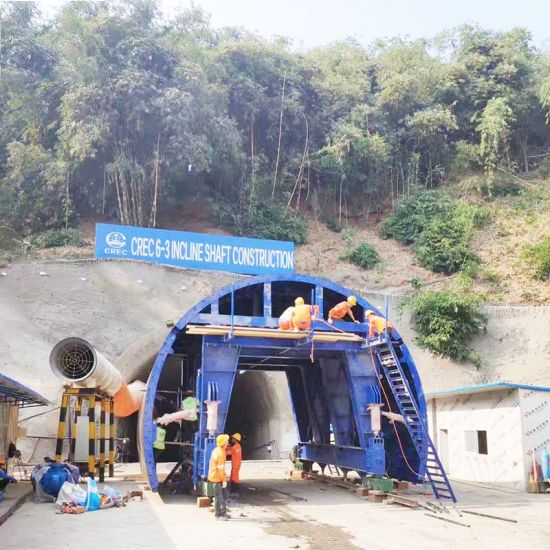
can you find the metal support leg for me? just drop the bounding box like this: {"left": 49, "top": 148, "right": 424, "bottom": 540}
{"left": 108, "top": 398, "right": 115, "bottom": 477}
{"left": 88, "top": 395, "right": 96, "bottom": 479}
{"left": 68, "top": 397, "right": 81, "bottom": 463}
{"left": 55, "top": 393, "right": 69, "bottom": 462}
{"left": 99, "top": 398, "right": 106, "bottom": 482}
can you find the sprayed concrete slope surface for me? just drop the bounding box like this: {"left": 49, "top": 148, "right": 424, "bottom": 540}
{"left": 1, "top": 260, "right": 549, "bottom": 459}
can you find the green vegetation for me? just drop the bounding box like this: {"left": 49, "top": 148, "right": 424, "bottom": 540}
{"left": 0, "top": 3, "right": 549, "bottom": 240}
{"left": 380, "top": 190, "right": 454, "bottom": 244}
{"left": 406, "top": 288, "right": 487, "bottom": 367}
{"left": 340, "top": 243, "right": 380, "bottom": 269}
{"left": 32, "top": 228, "right": 84, "bottom": 249}
{"left": 523, "top": 238, "right": 550, "bottom": 280}
{"left": 381, "top": 190, "right": 488, "bottom": 274}
{"left": 216, "top": 200, "right": 307, "bottom": 244}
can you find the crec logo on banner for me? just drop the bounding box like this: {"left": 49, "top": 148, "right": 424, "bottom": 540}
{"left": 105, "top": 231, "right": 127, "bottom": 255}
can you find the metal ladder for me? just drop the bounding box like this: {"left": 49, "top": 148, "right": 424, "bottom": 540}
{"left": 374, "top": 341, "right": 457, "bottom": 502}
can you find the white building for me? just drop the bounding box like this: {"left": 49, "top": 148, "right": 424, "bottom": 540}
{"left": 427, "top": 383, "right": 550, "bottom": 491}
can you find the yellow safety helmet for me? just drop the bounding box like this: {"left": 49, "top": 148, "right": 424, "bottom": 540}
{"left": 295, "top": 297, "right": 305, "bottom": 306}
{"left": 365, "top": 309, "right": 375, "bottom": 318}
{"left": 347, "top": 295, "right": 357, "bottom": 306}
{"left": 231, "top": 433, "right": 242, "bottom": 442}
{"left": 216, "top": 434, "right": 229, "bottom": 447}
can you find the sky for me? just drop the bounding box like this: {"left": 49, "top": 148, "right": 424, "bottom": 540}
{"left": 10, "top": 0, "right": 550, "bottom": 50}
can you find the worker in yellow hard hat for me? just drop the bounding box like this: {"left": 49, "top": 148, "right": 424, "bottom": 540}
{"left": 226, "top": 432, "right": 243, "bottom": 496}
{"left": 328, "top": 296, "right": 360, "bottom": 324}
{"left": 365, "top": 310, "right": 403, "bottom": 356}
{"left": 207, "top": 434, "right": 230, "bottom": 519}
{"left": 291, "top": 297, "right": 319, "bottom": 331}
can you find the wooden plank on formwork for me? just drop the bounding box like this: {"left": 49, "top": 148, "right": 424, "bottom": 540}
{"left": 186, "top": 324, "right": 364, "bottom": 343}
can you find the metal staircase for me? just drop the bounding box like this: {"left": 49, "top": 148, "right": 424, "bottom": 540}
{"left": 374, "top": 341, "right": 457, "bottom": 502}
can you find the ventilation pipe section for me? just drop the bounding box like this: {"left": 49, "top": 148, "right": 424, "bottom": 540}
{"left": 49, "top": 337, "right": 144, "bottom": 417}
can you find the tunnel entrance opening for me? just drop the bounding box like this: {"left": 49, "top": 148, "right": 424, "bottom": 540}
{"left": 225, "top": 371, "right": 296, "bottom": 460}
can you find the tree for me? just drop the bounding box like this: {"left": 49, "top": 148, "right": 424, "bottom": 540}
{"left": 476, "top": 97, "right": 515, "bottom": 182}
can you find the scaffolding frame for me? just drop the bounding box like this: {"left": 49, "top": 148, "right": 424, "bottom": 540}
{"left": 55, "top": 387, "right": 114, "bottom": 481}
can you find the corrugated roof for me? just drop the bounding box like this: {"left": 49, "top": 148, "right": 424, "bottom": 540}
{"left": 0, "top": 373, "right": 50, "bottom": 408}
{"left": 426, "top": 382, "right": 550, "bottom": 399}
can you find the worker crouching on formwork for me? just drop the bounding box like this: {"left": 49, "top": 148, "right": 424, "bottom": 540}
{"left": 226, "top": 433, "right": 242, "bottom": 497}
{"left": 208, "top": 434, "right": 231, "bottom": 520}
{"left": 327, "top": 295, "right": 359, "bottom": 324}
{"left": 279, "top": 297, "right": 320, "bottom": 331}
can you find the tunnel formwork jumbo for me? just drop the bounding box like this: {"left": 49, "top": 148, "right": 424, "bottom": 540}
{"left": 138, "top": 273, "right": 442, "bottom": 495}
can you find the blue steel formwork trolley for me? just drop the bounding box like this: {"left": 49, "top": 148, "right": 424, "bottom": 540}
{"left": 139, "top": 274, "right": 455, "bottom": 503}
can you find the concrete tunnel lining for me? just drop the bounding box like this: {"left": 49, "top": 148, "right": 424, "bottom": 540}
{"left": 139, "top": 273, "right": 428, "bottom": 491}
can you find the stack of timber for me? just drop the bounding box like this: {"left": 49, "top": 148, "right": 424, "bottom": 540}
{"left": 186, "top": 325, "right": 364, "bottom": 343}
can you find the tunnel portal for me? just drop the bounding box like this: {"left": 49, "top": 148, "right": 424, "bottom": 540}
{"left": 139, "top": 274, "right": 429, "bottom": 491}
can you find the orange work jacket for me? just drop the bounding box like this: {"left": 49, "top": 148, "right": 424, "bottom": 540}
{"left": 368, "top": 316, "right": 393, "bottom": 338}
{"left": 226, "top": 442, "right": 242, "bottom": 483}
{"left": 329, "top": 301, "right": 353, "bottom": 320}
{"left": 207, "top": 446, "right": 227, "bottom": 483}
{"left": 292, "top": 304, "right": 319, "bottom": 330}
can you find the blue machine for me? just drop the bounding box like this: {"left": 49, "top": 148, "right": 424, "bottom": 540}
{"left": 139, "top": 274, "right": 455, "bottom": 502}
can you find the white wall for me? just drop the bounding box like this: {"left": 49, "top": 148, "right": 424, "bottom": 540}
{"left": 519, "top": 389, "right": 550, "bottom": 483}
{"left": 428, "top": 389, "right": 526, "bottom": 490}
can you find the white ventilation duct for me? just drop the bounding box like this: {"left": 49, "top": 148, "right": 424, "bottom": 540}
{"left": 49, "top": 337, "right": 144, "bottom": 417}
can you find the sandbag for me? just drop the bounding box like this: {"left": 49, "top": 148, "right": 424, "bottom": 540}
{"left": 85, "top": 478, "right": 100, "bottom": 511}
{"left": 55, "top": 481, "right": 87, "bottom": 508}
{"left": 41, "top": 463, "right": 71, "bottom": 497}
{"left": 31, "top": 464, "right": 55, "bottom": 503}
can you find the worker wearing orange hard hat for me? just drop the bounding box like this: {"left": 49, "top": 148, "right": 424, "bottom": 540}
{"left": 291, "top": 297, "right": 319, "bottom": 331}
{"left": 208, "top": 434, "right": 231, "bottom": 519}
{"left": 226, "top": 433, "right": 243, "bottom": 496}
{"left": 328, "top": 296, "right": 360, "bottom": 324}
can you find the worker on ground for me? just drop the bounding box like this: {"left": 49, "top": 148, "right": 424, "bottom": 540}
{"left": 291, "top": 297, "right": 320, "bottom": 331}
{"left": 278, "top": 304, "right": 295, "bottom": 330}
{"left": 226, "top": 433, "right": 242, "bottom": 497}
{"left": 365, "top": 310, "right": 404, "bottom": 355}
{"left": 208, "top": 434, "right": 231, "bottom": 519}
{"left": 328, "top": 296, "right": 360, "bottom": 325}
{"left": 152, "top": 421, "right": 166, "bottom": 463}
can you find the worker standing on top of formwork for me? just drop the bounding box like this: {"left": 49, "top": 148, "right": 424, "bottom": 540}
{"left": 208, "top": 434, "right": 231, "bottom": 520}
{"left": 327, "top": 296, "right": 360, "bottom": 325}
{"left": 226, "top": 433, "right": 242, "bottom": 497}
{"left": 291, "top": 297, "right": 319, "bottom": 331}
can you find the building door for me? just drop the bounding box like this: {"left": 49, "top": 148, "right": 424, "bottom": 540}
{"left": 439, "top": 429, "right": 449, "bottom": 473}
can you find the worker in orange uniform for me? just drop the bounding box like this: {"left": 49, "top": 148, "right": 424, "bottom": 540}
{"left": 226, "top": 433, "right": 242, "bottom": 497}
{"left": 365, "top": 310, "right": 403, "bottom": 355}
{"left": 207, "top": 434, "right": 231, "bottom": 519}
{"left": 291, "top": 297, "right": 319, "bottom": 331}
{"left": 328, "top": 296, "right": 360, "bottom": 324}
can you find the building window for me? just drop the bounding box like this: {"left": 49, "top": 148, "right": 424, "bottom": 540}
{"left": 465, "top": 430, "right": 488, "bottom": 455}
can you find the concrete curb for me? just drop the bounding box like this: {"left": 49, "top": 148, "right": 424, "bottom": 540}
{"left": 0, "top": 485, "right": 32, "bottom": 527}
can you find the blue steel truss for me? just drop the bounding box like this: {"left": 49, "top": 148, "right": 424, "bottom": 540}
{"left": 139, "top": 273, "right": 430, "bottom": 491}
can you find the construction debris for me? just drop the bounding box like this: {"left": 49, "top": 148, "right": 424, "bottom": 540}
{"left": 385, "top": 494, "right": 419, "bottom": 508}
{"left": 425, "top": 513, "right": 470, "bottom": 527}
{"left": 368, "top": 490, "right": 387, "bottom": 503}
{"left": 461, "top": 510, "right": 517, "bottom": 523}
